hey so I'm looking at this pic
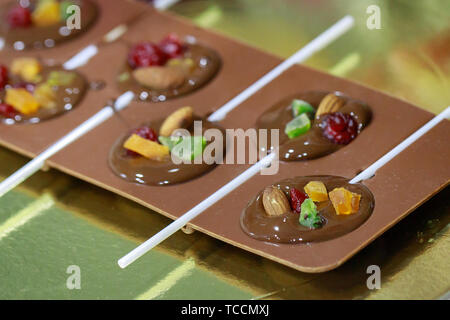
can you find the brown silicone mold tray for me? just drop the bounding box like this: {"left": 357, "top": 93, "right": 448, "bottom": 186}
{"left": 1, "top": 7, "right": 449, "bottom": 272}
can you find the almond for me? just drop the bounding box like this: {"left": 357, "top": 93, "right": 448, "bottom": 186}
{"left": 262, "top": 186, "right": 291, "bottom": 217}
{"left": 315, "top": 93, "right": 345, "bottom": 118}
{"left": 159, "top": 106, "right": 194, "bottom": 137}
{"left": 132, "top": 66, "right": 186, "bottom": 90}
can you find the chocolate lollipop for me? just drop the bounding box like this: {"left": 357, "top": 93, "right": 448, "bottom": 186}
{"left": 117, "top": 34, "right": 221, "bottom": 102}
{"left": 0, "top": 0, "right": 98, "bottom": 51}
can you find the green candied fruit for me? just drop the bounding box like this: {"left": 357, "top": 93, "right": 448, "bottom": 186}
{"left": 158, "top": 136, "right": 182, "bottom": 150}
{"left": 299, "top": 198, "right": 323, "bottom": 229}
{"left": 171, "top": 136, "right": 207, "bottom": 162}
{"left": 285, "top": 113, "right": 311, "bottom": 139}
{"left": 61, "top": 1, "right": 76, "bottom": 20}
{"left": 46, "top": 71, "right": 76, "bottom": 86}
{"left": 291, "top": 99, "right": 315, "bottom": 117}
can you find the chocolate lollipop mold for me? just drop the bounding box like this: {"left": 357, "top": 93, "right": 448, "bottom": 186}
{"left": 117, "top": 34, "right": 222, "bottom": 102}
{"left": 0, "top": 0, "right": 98, "bottom": 51}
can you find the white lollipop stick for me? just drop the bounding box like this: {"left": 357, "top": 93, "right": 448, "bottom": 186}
{"left": 118, "top": 106, "right": 450, "bottom": 268}
{"left": 118, "top": 153, "right": 276, "bottom": 269}
{"left": 0, "top": 91, "right": 135, "bottom": 197}
{"left": 207, "top": 15, "right": 355, "bottom": 122}
{"left": 350, "top": 106, "right": 450, "bottom": 184}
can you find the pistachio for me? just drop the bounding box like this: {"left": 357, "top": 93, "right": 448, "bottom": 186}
{"left": 132, "top": 66, "right": 186, "bottom": 90}
{"left": 262, "top": 186, "right": 291, "bottom": 217}
{"left": 316, "top": 93, "right": 345, "bottom": 118}
{"left": 159, "top": 106, "right": 194, "bottom": 137}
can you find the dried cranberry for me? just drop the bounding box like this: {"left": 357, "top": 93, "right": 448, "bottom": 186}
{"left": 322, "top": 112, "right": 358, "bottom": 145}
{"left": 158, "top": 34, "right": 185, "bottom": 59}
{"left": 127, "top": 42, "right": 168, "bottom": 69}
{"left": 126, "top": 126, "right": 158, "bottom": 156}
{"left": 289, "top": 188, "right": 308, "bottom": 214}
{"left": 7, "top": 6, "right": 32, "bottom": 29}
{"left": 0, "top": 103, "right": 18, "bottom": 119}
{"left": 0, "top": 65, "right": 9, "bottom": 90}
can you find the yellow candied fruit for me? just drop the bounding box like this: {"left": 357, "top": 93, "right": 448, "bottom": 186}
{"left": 329, "top": 187, "right": 361, "bottom": 215}
{"left": 304, "top": 181, "right": 328, "bottom": 202}
{"left": 34, "top": 83, "right": 57, "bottom": 109}
{"left": 123, "top": 134, "right": 169, "bottom": 161}
{"left": 167, "top": 58, "right": 195, "bottom": 74}
{"left": 11, "top": 58, "right": 42, "bottom": 83}
{"left": 5, "top": 88, "right": 40, "bottom": 115}
{"left": 32, "top": 0, "right": 62, "bottom": 27}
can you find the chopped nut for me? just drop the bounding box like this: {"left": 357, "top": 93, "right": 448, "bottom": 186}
{"left": 11, "top": 58, "right": 42, "bottom": 83}
{"left": 123, "top": 134, "right": 169, "bottom": 161}
{"left": 132, "top": 66, "right": 185, "bottom": 90}
{"left": 159, "top": 106, "right": 193, "bottom": 137}
{"left": 316, "top": 93, "right": 345, "bottom": 118}
{"left": 262, "top": 186, "right": 291, "bottom": 217}
{"left": 5, "top": 88, "right": 40, "bottom": 115}
{"left": 304, "top": 181, "right": 328, "bottom": 202}
{"left": 329, "top": 187, "right": 361, "bottom": 215}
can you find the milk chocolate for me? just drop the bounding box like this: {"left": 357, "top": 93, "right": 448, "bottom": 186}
{"left": 241, "top": 176, "right": 375, "bottom": 243}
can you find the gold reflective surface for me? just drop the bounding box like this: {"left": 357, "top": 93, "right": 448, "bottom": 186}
{"left": 0, "top": 0, "right": 449, "bottom": 299}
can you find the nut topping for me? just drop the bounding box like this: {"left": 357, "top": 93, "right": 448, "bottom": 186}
{"left": 316, "top": 93, "right": 345, "bottom": 118}
{"left": 159, "top": 106, "right": 194, "bottom": 137}
{"left": 132, "top": 66, "right": 186, "bottom": 90}
{"left": 262, "top": 186, "right": 291, "bottom": 217}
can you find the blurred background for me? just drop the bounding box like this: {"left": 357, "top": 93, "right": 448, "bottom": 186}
{"left": 0, "top": 0, "right": 449, "bottom": 299}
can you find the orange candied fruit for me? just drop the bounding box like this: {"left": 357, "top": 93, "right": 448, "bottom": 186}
{"left": 5, "top": 88, "right": 40, "bottom": 115}
{"left": 123, "top": 134, "right": 169, "bottom": 161}
{"left": 304, "top": 181, "right": 328, "bottom": 202}
{"left": 329, "top": 187, "right": 361, "bottom": 215}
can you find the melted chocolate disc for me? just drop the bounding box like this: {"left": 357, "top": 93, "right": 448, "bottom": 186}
{"left": 256, "top": 91, "right": 372, "bottom": 161}
{"left": 241, "top": 176, "right": 375, "bottom": 243}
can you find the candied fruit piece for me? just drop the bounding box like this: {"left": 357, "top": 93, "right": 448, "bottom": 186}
{"left": 299, "top": 198, "right": 322, "bottom": 229}
{"left": 123, "top": 134, "right": 169, "bottom": 161}
{"left": 32, "top": 0, "right": 61, "bottom": 27}
{"left": 11, "top": 58, "right": 42, "bottom": 83}
{"left": 285, "top": 113, "right": 311, "bottom": 139}
{"left": 0, "top": 65, "right": 9, "bottom": 89}
{"left": 46, "top": 71, "right": 75, "bottom": 86}
{"left": 7, "top": 6, "right": 32, "bottom": 28}
{"left": 0, "top": 103, "right": 19, "bottom": 118}
{"left": 34, "top": 83, "right": 57, "bottom": 109}
{"left": 5, "top": 88, "right": 40, "bottom": 115}
{"left": 304, "top": 181, "right": 328, "bottom": 202}
{"left": 171, "top": 136, "right": 207, "bottom": 162}
{"left": 329, "top": 187, "right": 361, "bottom": 215}
{"left": 289, "top": 187, "right": 308, "bottom": 214}
{"left": 291, "top": 99, "right": 315, "bottom": 117}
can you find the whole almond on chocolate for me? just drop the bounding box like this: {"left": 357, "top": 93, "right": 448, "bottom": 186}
{"left": 132, "top": 66, "right": 186, "bottom": 90}
{"left": 316, "top": 93, "right": 346, "bottom": 118}
{"left": 159, "top": 106, "right": 194, "bottom": 137}
{"left": 262, "top": 186, "right": 291, "bottom": 217}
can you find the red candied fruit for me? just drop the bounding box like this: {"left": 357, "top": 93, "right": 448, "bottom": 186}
{"left": 126, "top": 126, "right": 158, "bottom": 156}
{"left": 0, "top": 65, "right": 9, "bottom": 90}
{"left": 127, "top": 42, "right": 168, "bottom": 69}
{"left": 322, "top": 112, "right": 358, "bottom": 145}
{"left": 289, "top": 188, "right": 308, "bottom": 214}
{"left": 7, "top": 6, "right": 32, "bottom": 29}
{"left": 0, "top": 103, "right": 18, "bottom": 119}
{"left": 158, "top": 34, "right": 185, "bottom": 59}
